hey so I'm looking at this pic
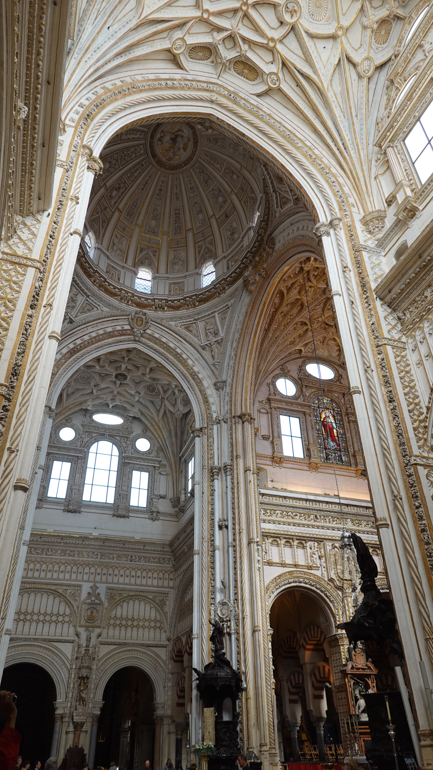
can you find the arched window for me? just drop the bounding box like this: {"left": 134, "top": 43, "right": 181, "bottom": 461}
{"left": 312, "top": 397, "right": 350, "bottom": 465}
{"left": 83, "top": 441, "right": 119, "bottom": 503}
{"left": 201, "top": 261, "right": 215, "bottom": 288}
{"left": 135, "top": 268, "right": 152, "bottom": 294}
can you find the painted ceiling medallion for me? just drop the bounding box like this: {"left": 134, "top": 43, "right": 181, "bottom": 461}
{"left": 282, "top": 0, "right": 301, "bottom": 24}
{"left": 149, "top": 123, "right": 198, "bottom": 171}
{"left": 233, "top": 60, "right": 259, "bottom": 82}
{"left": 188, "top": 45, "right": 212, "bottom": 61}
{"left": 171, "top": 38, "right": 186, "bottom": 54}
{"left": 308, "top": 0, "right": 328, "bottom": 23}
{"left": 374, "top": 19, "right": 393, "bottom": 46}
{"left": 358, "top": 56, "right": 375, "bottom": 77}
{"left": 267, "top": 72, "right": 280, "bottom": 89}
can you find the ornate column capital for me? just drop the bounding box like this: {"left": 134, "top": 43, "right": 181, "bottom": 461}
{"left": 82, "top": 145, "right": 104, "bottom": 175}
{"left": 313, "top": 222, "right": 331, "bottom": 238}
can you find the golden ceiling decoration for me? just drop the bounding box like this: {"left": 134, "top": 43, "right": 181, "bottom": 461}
{"left": 374, "top": 19, "right": 393, "bottom": 46}
{"left": 233, "top": 60, "right": 260, "bottom": 82}
{"left": 188, "top": 46, "right": 212, "bottom": 61}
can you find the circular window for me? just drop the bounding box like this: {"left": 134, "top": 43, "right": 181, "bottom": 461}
{"left": 135, "top": 437, "right": 151, "bottom": 452}
{"left": 275, "top": 377, "right": 296, "bottom": 397}
{"left": 92, "top": 413, "right": 124, "bottom": 425}
{"left": 306, "top": 363, "right": 335, "bottom": 380}
{"left": 59, "top": 427, "right": 76, "bottom": 441}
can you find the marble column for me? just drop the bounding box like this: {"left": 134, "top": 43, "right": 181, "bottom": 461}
{"left": 88, "top": 718, "right": 99, "bottom": 769}
{"left": 50, "top": 715, "right": 63, "bottom": 758}
{"left": 311, "top": 715, "right": 326, "bottom": 762}
{"left": 288, "top": 721, "right": 300, "bottom": 762}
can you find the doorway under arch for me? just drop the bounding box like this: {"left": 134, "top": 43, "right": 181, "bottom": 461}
{"left": 270, "top": 589, "right": 341, "bottom": 762}
{"left": 1, "top": 663, "right": 56, "bottom": 764}
{"left": 95, "top": 666, "right": 155, "bottom": 770}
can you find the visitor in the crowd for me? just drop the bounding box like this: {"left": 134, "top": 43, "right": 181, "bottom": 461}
{"left": 189, "top": 763, "right": 197, "bottom": 770}
{"left": 144, "top": 761, "right": 152, "bottom": 770}
{"left": 109, "top": 762, "right": 118, "bottom": 770}
{"left": 33, "top": 760, "right": 41, "bottom": 770}
{"left": 0, "top": 691, "right": 20, "bottom": 770}
{"left": 44, "top": 757, "right": 57, "bottom": 770}
{"left": 237, "top": 755, "right": 249, "bottom": 770}
{"left": 21, "top": 761, "right": 30, "bottom": 770}
{"left": 14, "top": 757, "right": 21, "bottom": 770}
{"left": 163, "top": 758, "right": 173, "bottom": 770}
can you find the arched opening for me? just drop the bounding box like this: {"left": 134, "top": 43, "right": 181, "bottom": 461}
{"left": 1, "top": 663, "right": 56, "bottom": 763}
{"left": 95, "top": 667, "right": 155, "bottom": 770}
{"left": 270, "top": 589, "right": 341, "bottom": 762}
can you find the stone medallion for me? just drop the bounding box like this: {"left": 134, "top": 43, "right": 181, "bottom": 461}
{"left": 149, "top": 122, "right": 198, "bottom": 171}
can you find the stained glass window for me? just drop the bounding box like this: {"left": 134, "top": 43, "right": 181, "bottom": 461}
{"left": 312, "top": 397, "right": 350, "bottom": 465}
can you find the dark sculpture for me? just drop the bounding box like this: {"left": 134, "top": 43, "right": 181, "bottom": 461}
{"left": 339, "top": 533, "right": 403, "bottom": 659}
{"left": 193, "top": 619, "right": 243, "bottom": 770}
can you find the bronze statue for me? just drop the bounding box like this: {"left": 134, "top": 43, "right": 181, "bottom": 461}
{"left": 339, "top": 533, "right": 403, "bottom": 659}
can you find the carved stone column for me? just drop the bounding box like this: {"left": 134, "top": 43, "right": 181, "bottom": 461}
{"left": 50, "top": 715, "right": 63, "bottom": 758}
{"left": 87, "top": 716, "right": 100, "bottom": 770}
{"left": 153, "top": 716, "right": 163, "bottom": 770}
{"left": 310, "top": 715, "right": 326, "bottom": 762}
{"left": 287, "top": 721, "right": 300, "bottom": 762}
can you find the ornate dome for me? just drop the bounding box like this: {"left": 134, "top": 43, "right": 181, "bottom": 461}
{"left": 85, "top": 120, "right": 266, "bottom": 296}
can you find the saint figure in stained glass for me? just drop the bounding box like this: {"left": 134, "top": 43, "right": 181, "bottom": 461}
{"left": 321, "top": 408, "right": 340, "bottom": 450}
{"left": 312, "top": 396, "right": 350, "bottom": 465}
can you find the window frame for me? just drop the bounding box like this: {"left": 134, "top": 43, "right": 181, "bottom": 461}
{"left": 129, "top": 469, "right": 150, "bottom": 509}
{"left": 404, "top": 98, "right": 433, "bottom": 185}
{"left": 279, "top": 413, "right": 305, "bottom": 459}
{"left": 47, "top": 459, "right": 72, "bottom": 499}
{"left": 82, "top": 440, "right": 120, "bottom": 505}
{"left": 201, "top": 261, "right": 216, "bottom": 288}
{"left": 187, "top": 456, "right": 195, "bottom": 494}
{"left": 135, "top": 267, "right": 153, "bottom": 294}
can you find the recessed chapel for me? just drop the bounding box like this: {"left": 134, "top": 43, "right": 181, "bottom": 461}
{"left": 1, "top": 0, "right": 433, "bottom": 767}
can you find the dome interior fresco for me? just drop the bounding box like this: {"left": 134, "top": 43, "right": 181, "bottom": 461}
{"left": 85, "top": 118, "right": 313, "bottom": 299}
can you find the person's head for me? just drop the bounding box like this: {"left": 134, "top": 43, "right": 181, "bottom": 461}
{"left": 144, "top": 762, "right": 151, "bottom": 769}
{"left": 110, "top": 763, "right": 116, "bottom": 768}
{"left": 35, "top": 762, "right": 41, "bottom": 769}
{"left": 16, "top": 759, "right": 22, "bottom": 768}
{"left": 189, "top": 764, "right": 197, "bottom": 770}
{"left": 44, "top": 757, "right": 57, "bottom": 770}
{"left": 167, "top": 761, "right": 172, "bottom": 766}
{"left": 23, "top": 761, "right": 31, "bottom": 770}
{"left": 238, "top": 756, "right": 248, "bottom": 768}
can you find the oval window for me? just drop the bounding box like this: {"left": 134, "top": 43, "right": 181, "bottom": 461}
{"left": 306, "top": 363, "right": 335, "bottom": 380}
{"left": 275, "top": 377, "right": 296, "bottom": 397}
{"left": 92, "top": 413, "right": 124, "bottom": 425}
{"left": 135, "top": 437, "right": 151, "bottom": 452}
{"left": 59, "top": 427, "right": 76, "bottom": 441}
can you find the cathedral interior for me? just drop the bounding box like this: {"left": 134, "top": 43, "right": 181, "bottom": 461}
{"left": 1, "top": 0, "right": 433, "bottom": 767}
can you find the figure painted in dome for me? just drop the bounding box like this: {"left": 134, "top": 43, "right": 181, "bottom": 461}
{"left": 321, "top": 408, "right": 340, "bottom": 449}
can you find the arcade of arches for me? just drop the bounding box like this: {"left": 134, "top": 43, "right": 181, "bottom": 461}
{"left": 2, "top": 1, "right": 433, "bottom": 768}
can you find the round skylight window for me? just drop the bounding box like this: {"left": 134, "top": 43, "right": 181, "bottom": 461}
{"left": 59, "top": 427, "right": 76, "bottom": 441}
{"left": 92, "top": 413, "right": 124, "bottom": 425}
{"left": 306, "top": 363, "right": 334, "bottom": 380}
{"left": 135, "top": 438, "right": 151, "bottom": 452}
{"left": 275, "top": 377, "right": 296, "bottom": 397}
